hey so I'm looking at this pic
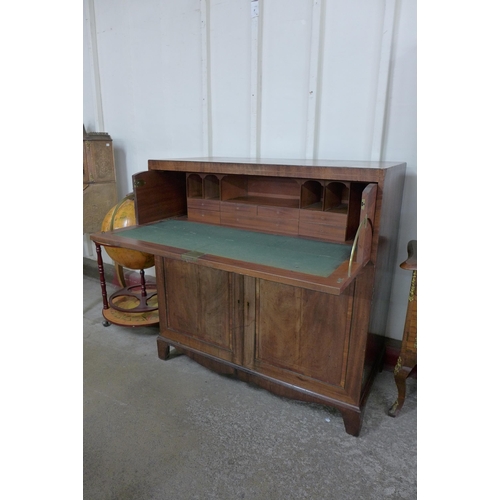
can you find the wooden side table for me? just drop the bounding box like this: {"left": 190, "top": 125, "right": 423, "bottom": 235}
{"left": 389, "top": 240, "right": 417, "bottom": 417}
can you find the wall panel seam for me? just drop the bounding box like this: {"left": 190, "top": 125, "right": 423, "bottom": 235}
{"left": 201, "top": 0, "right": 213, "bottom": 157}
{"left": 370, "top": 0, "right": 397, "bottom": 161}
{"left": 250, "top": 0, "right": 263, "bottom": 159}
{"left": 305, "top": 0, "right": 325, "bottom": 160}
{"left": 85, "top": 0, "right": 105, "bottom": 132}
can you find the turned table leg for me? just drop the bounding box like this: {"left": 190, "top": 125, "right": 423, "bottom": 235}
{"left": 95, "top": 243, "right": 111, "bottom": 327}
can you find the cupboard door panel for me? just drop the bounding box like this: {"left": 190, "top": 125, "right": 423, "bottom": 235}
{"left": 357, "top": 183, "right": 377, "bottom": 265}
{"left": 133, "top": 170, "right": 187, "bottom": 225}
{"left": 165, "top": 260, "right": 199, "bottom": 334}
{"left": 163, "top": 259, "right": 239, "bottom": 360}
{"left": 254, "top": 279, "right": 353, "bottom": 389}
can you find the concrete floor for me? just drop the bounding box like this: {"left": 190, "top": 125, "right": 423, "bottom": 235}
{"left": 83, "top": 262, "right": 417, "bottom": 500}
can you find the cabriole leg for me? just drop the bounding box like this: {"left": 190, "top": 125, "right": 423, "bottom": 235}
{"left": 389, "top": 363, "right": 412, "bottom": 417}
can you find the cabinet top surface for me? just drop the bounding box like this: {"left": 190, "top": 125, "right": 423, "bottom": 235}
{"left": 149, "top": 157, "right": 405, "bottom": 169}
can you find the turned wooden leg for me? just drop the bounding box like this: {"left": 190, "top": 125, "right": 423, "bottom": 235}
{"left": 157, "top": 336, "right": 171, "bottom": 360}
{"left": 339, "top": 407, "right": 362, "bottom": 437}
{"left": 95, "top": 243, "right": 110, "bottom": 327}
{"left": 139, "top": 269, "right": 147, "bottom": 297}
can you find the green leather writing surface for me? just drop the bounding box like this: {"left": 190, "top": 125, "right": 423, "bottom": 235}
{"left": 119, "top": 220, "right": 351, "bottom": 277}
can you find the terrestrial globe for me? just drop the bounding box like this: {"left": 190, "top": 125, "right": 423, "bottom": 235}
{"left": 101, "top": 193, "right": 155, "bottom": 270}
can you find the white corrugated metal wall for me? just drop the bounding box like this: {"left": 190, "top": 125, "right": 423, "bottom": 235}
{"left": 83, "top": 0, "right": 417, "bottom": 340}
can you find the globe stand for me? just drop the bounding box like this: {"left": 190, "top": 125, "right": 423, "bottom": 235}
{"left": 95, "top": 243, "right": 160, "bottom": 328}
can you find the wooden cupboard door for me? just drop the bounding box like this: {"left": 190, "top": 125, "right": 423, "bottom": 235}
{"left": 160, "top": 258, "right": 242, "bottom": 363}
{"left": 356, "top": 183, "right": 378, "bottom": 265}
{"left": 246, "top": 278, "right": 355, "bottom": 395}
{"left": 133, "top": 170, "right": 187, "bottom": 225}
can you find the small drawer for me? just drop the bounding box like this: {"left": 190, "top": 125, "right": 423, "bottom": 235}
{"left": 258, "top": 205, "right": 300, "bottom": 219}
{"left": 298, "top": 221, "right": 346, "bottom": 242}
{"left": 258, "top": 217, "right": 299, "bottom": 235}
{"left": 299, "top": 209, "right": 347, "bottom": 227}
{"left": 221, "top": 212, "right": 298, "bottom": 236}
{"left": 220, "top": 212, "right": 255, "bottom": 228}
{"left": 220, "top": 201, "right": 258, "bottom": 215}
{"left": 187, "top": 198, "right": 220, "bottom": 211}
{"left": 188, "top": 209, "right": 221, "bottom": 224}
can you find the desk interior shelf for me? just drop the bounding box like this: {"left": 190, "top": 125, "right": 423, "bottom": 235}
{"left": 186, "top": 173, "right": 363, "bottom": 242}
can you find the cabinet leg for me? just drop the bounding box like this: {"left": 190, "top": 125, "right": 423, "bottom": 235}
{"left": 339, "top": 407, "right": 362, "bottom": 437}
{"left": 157, "top": 336, "right": 171, "bottom": 360}
{"left": 388, "top": 365, "right": 412, "bottom": 417}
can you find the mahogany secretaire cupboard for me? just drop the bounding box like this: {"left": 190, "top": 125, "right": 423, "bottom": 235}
{"left": 91, "top": 158, "right": 406, "bottom": 436}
